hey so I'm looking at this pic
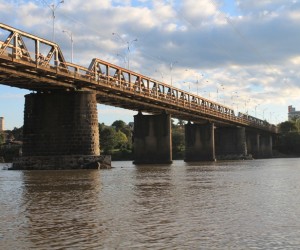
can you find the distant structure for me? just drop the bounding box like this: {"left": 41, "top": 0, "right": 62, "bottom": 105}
{"left": 0, "top": 117, "right": 3, "bottom": 131}
{"left": 288, "top": 106, "right": 300, "bottom": 121}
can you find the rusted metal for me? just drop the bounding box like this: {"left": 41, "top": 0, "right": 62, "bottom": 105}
{"left": 0, "top": 23, "right": 277, "bottom": 133}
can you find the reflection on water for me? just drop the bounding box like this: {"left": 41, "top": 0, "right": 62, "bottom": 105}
{"left": 1, "top": 159, "right": 300, "bottom": 249}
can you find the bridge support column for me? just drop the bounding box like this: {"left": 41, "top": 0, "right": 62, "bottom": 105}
{"left": 184, "top": 122, "right": 215, "bottom": 162}
{"left": 246, "top": 131, "right": 260, "bottom": 158}
{"left": 259, "top": 134, "right": 273, "bottom": 158}
{"left": 13, "top": 91, "right": 111, "bottom": 170}
{"left": 133, "top": 112, "right": 172, "bottom": 164}
{"left": 215, "top": 127, "right": 247, "bottom": 159}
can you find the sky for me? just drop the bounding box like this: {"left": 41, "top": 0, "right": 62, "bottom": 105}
{"left": 1, "top": 0, "right": 300, "bottom": 129}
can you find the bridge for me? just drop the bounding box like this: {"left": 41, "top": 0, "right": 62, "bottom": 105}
{"left": 0, "top": 23, "right": 277, "bottom": 169}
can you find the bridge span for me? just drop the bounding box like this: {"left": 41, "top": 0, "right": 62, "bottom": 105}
{"left": 0, "top": 23, "right": 278, "bottom": 169}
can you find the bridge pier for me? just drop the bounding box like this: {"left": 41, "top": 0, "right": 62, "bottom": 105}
{"left": 184, "top": 122, "right": 215, "bottom": 162}
{"left": 258, "top": 133, "right": 273, "bottom": 158}
{"left": 215, "top": 126, "right": 248, "bottom": 159}
{"left": 246, "top": 131, "right": 260, "bottom": 158}
{"left": 133, "top": 112, "right": 172, "bottom": 164}
{"left": 13, "top": 91, "right": 111, "bottom": 170}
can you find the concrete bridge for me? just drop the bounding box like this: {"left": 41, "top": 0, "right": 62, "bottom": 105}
{"left": 0, "top": 23, "right": 278, "bottom": 169}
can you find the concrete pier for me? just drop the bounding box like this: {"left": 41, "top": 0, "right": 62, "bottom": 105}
{"left": 133, "top": 112, "right": 172, "bottom": 164}
{"left": 184, "top": 122, "right": 215, "bottom": 161}
{"left": 13, "top": 91, "right": 110, "bottom": 170}
{"left": 246, "top": 131, "right": 260, "bottom": 158}
{"left": 215, "top": 126, "right": 247, "bottom": 159}
{"left": 259, "top": 133, "right": 273, "bottom": 158}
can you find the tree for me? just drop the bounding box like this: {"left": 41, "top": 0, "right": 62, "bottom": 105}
{"left": 0, "top": 132, "right": 4, "bottom": 144}
{"left": 112, "top": 120, "right": 126, "bottom": 131}
{"left": 114, "top": 130, "right": 128, "bottom": 149}
{"left": 278, "top": 121, "right": 296, "bottom": 134}
{"left": 100, "top": 126, "right": 117, "bottom": 154}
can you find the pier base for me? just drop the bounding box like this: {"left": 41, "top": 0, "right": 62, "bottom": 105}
{"left": 12, "top": 91, "right": 109, "bottom": 170}
{"left": 133, "top": 112, "right": 172, "bottom": 164}
{"left": 216, "top": 126, "right": 248, "bottom": 160}
{"left": 259, "top": 134, "right": 273, "bottom": 158}
{"left": 184, "top": 122, "right": 215, "bottom": 162}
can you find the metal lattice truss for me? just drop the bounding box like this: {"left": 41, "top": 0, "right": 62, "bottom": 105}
{"left": 0, "top": 23, "right": 277, "bottom": 133}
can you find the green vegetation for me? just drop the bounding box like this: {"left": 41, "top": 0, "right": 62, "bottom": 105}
{"left": 277, "top": 119, "right": 300, "bottom": 156}
{"left": 0, "top": 127, "right": 23, "bottom": 162}
{"left": 99, "top": 121, "right": 133, "bottom": 160}
{"left": 172, "top": 119, "right": 185, "bottom": 159}
{"left": 0, "top": 132, "right": 4, "bottom": 144}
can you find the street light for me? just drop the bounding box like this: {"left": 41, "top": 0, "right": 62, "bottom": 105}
{"left": 62, "top": 30, "right": 73, "bottom": 63}
{"left": 43, "top": 0, "right": 64, "bottom": 42}
{"left": 155, "top": 69, "right": 164, "bottom": 82}
{"left": 263, "top": 108, "right": 268, "bottom": 120}
{"left": 170, "top": 61, "right": 178, "bottom": 86}
{"left": 216, "top": 83, "right": 224, "bottom": 102}
{"left": 255, "top": 104, "right": 260, "bottom": 117}
{"left": 112, "top": 32, "right": 137, "bottom": 70}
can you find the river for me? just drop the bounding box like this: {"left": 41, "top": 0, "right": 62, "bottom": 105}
{"left": 1, "top": 158, "right": 300, "bottom": 249}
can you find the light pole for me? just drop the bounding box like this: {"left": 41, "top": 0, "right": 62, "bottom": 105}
{"left": 43, "top": 0, "right": 64, "bottom": 42}
{"left": 216, "top": 83, "right": 224, "bottom": 102}
{"left": 117, "top": 53, "right": 127, "bottom": 67}
{"left": 155, "top": 69, "right": 164, "bottom": 82}
{"left": 62, "top": 30, "right": 73, "bottom": 63}
{"left": 255, "top": 104, "right": 260, "bottom": 117}
{"left": 263, "top": 108, "right": 268, "bottom": 120}
{"left": 112, "top": 32, "right": 137, "bottom": 70}
{"left": 170, "top": 61, "right": 178, "bottom": 86}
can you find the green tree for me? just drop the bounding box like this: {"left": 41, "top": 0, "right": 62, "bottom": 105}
{"left": 0, "top": 132, "right": 4, "bottom": 144}
{"left": 114, "top": 130, "right": 128, "bottom": 149}
{"left": 278, "top": 121, "right": 296, "bottom": 134}
{"left": 100, "top": 126, "right": 117, "bottom": 154}
{"left": 112, "top": 120, "right": 126, "bottom": 131}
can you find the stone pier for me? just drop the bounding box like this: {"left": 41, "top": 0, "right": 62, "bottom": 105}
{"left": 184, "top": 122, "right": 215, "bottom": 162}
{"left": 215, "top": 126, "right": 247, "bottom": 159}
{"left": 259, "top": 133, "right": 273, "bottom": 158}
{"left": 133, "top": 112, "right": 172, "bottom": 164}
{"left": 12, "top": 91, "right": 111, "bottom": 170}
{"left": 246, "top": 131, "right": 260, "bottom": 158}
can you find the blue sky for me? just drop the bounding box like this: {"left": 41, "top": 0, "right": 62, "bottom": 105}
{"left": 1, "top": 0, "right": 300, "bottom": 129}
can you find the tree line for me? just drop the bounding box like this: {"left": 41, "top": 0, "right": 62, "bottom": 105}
{"left": 276, "top": 119, "right": 300, "bottom": 156}
{"left": 2, "top": 118, "right": 299, "bottom": 162}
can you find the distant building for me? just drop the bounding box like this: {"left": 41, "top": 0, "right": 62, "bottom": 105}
{"left": 288, "top": 106, "right": 300, "bottom": 121}
{"left": 0, "top": 117, "right": 4, "bottom": 131}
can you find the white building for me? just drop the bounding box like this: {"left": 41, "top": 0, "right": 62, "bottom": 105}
{"left": 288, "top": 106, "right": 300, "bottom": 121}
{"left": 0, "top": 117, "right": 4, "bottom": 131}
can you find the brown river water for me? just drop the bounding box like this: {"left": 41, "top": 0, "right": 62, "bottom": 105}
{"left": 1, "top": 158, "right": 300, "bottom": 249}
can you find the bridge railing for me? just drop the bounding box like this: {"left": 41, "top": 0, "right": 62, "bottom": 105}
{"left": 0, "top": 23, "right": 277, "bottom": 133}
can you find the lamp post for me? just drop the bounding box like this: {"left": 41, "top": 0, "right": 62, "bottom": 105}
{"left": 155, "top": 69, "right": 164, "bottom": 82}
{"left": 117, "top": 53, "right": 127, "bottom": 67}
{"left": 263, "top": 108, "right": 268, "bottom": 120}
{"left": 216, "top": 83, "right": 224, "bottom": 102}
{"left": 62, "top": 30, "right": 73, "bottom": 63}
{"left": 43, "top": 0, "right": 64, "bottom": 42}
{"left": 255, "top": 104, "right": 260, "bottom": 117}
{"left": 170, "top": 61, "right": 178, "bottom": 86}
{"left": 112, "top": 32, "right": 137, "bottom": 70}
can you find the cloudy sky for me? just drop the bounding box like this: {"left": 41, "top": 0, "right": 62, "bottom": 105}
{"left": 1, "top": 0, "right": 300, "bottom": 129}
